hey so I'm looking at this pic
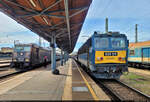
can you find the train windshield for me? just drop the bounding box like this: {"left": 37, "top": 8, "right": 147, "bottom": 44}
{"left": 94, "top": 37, "right": 126, "bottom": 49}
{"left": 111, "top": 37, "right": 126, "bottom": 48}
{"left": 95, "top": 38, "right": 109, "bottom": 48}
{"left": 15, "top": 46, "right": 31, "bottom": 52}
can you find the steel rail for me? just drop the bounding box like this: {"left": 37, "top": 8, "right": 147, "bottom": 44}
{"left": 74, "top": 59, "right": 150, "bottom": 101}
{"left": 0, "top": 71, "right": 23, "bottom": 80}
{"left": 97, "top": 80, "right": 122, "bottom": 101}
{"left": 97, "top": 79, "right": 150, "bottom": 101}
{"left": 0, "top": 62, "right": 11, "bottom": 64}
{"left": 0, "top": 65, "right": 10, "bottom": 68}
{"left": 116, "top": 79, "right": 150, "bottom": 100}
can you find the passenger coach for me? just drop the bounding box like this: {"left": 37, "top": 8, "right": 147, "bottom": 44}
{"left": 128, "top": 41, "right": 150, "bottom": 67}
{"left": 77, "top": 31, "right": 129, "bottom": 79}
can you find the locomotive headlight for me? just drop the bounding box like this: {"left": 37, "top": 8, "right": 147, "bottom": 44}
{"left": 118, "top": 57, "right": 125, "bottom": 61}
{"left": 118, "top": 57, "right": 122, "bottom": 61}
{"left": 25, "top": 58, "right": 29, "bottom": 62}
{"left": 20, "top": 52, "right": 23, "bottom": 56}
{"left": 97, "top": 57, "right": 103, "bottom": 61}
{"left": 97, "top": 57, "right": 100, "bottom": 60}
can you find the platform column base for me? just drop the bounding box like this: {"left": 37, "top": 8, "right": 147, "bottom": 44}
{"left": 52, "top": 69, "right": 60, "bottom": 75}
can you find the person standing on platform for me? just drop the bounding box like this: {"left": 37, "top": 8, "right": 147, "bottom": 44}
{"left": 44, "top": 56, "right": 48, "bottom": 68}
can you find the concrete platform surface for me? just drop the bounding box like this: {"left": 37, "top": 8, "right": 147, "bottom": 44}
{"left": 0, "top": 59, "right": 110, "bottom": 101}
{"left": 0, "top": 62, "right": 68, "bottom": 100}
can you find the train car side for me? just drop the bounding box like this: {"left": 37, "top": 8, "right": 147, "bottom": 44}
{"left": 128, "top": 46, "right": 150, "bottom": 67}
{"left": 78, "top": 38, "right": 91, "bottom": 71}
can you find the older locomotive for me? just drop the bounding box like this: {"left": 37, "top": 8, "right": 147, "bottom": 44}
{"left": 11, "top": 43, "right": 51, "bottom": 70}
{"left": 77, "top": 31, "right": 129, "bottom": 79}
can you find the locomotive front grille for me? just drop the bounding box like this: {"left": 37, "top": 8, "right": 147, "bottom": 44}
{"left": 17, "top": 57, "right": 25, "bottom": 62}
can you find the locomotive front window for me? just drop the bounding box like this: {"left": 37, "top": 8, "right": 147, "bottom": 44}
{"left": 15, "top": 46, "right": 31, "bottom": 52}
{"left": 95, "top": 38, "right": 109, "bottom": 48}
{"left": 111, "top": 38, "right": 125, "bottom": 48}
{"left": 24, "top": 47, "right": 31, "bottom": 51}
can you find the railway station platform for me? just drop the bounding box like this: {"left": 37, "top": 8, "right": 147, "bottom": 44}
{"left": 0, "top": 59, "right": 110, "bottom": 101}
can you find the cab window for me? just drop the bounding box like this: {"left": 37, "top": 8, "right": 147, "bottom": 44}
{"left": 94, "top": 38, "right": 109, "bottom": 48}
{"left": 15, "top": 46, "right": 31, "bottom": 52}
{"left": 111, "top": 38, "right": 126, "bottom": 48}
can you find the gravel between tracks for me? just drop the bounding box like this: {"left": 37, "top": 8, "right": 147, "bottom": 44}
{"left": 101, "top": 80, "right": 150, "bottom": 101}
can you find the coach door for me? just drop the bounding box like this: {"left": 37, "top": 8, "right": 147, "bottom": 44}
{"left": 142, "top": 48, "right": 150, "bottom": 63}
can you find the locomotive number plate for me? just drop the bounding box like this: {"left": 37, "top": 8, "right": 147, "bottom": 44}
{"left": 104, "top": 52, "right": 118, "bottom": 56}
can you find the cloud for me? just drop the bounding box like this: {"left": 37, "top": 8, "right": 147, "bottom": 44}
{"left": 0, "top": 12, "right": 50, "bottom": 48}
{"left": 0, "top": 12, "right": 28, "bottom": 33}
{"left": 0, "top": 31, "right": 38, "bottom": 46}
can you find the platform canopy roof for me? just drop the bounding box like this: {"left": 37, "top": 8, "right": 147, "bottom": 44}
{"left": 0, "top": 0, "right": 92, "bottom": 53}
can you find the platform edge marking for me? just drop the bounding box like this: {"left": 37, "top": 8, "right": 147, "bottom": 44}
{"left": 62, "top": 59, "right": 72, "bottom": 100}
{"left": 74, "top": 60, "right": 99, "bottom": 100}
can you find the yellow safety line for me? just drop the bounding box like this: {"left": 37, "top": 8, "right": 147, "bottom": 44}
{"left": 62, "top": 59, "right": 72, "bottom": 100}
{"left": 74, "top": 60, "right": 99, "bottom": 100}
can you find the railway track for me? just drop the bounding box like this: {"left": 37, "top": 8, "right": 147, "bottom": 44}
{"left": 75, "top": 59, "right": 150, "bottom": 101}
{"left": 0, "top": 61, "right": 59, "bottom": 82}
{"left": 0, "top": 67, "right": 36, "bottom": 81}
{"left": 97, "top": 79, "right": 150, "bottom": 101}
{"left": 0, "top": 62, "right": 10, "bottom": 68}
{"left": 0, "top": 65, "right": 10, "bottom": 68}
{"left": 0, "top": 62, "right": 11, "bottom": 64}
{"left": 0, "top": 71, "right": 22, "bottom": 80}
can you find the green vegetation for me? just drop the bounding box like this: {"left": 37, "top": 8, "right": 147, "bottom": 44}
{"left": 120, "top": 72, "right": 150, "bottom": 96}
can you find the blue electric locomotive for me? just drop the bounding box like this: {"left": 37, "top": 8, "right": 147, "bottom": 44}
{"left": 77, "top": 31, "right": 129, "bottom": 79}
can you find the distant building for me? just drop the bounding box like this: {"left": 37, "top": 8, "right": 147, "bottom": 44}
{"left": 0, "top": 47, "right": 13, "bottom": 53}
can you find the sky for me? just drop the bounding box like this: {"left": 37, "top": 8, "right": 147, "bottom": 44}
{"left": 0, "top": 0, "right": 150, "bottom": 52}
{"left": 73, "top": 0, "right": 150, "bottom": 52}
{"left": 0, "top": 12, "right": 49, "bottom": 48}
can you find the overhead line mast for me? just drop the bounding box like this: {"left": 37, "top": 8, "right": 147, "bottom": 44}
{"left": 135, "top": 24, "right": 138, "bottom": 43}
{"left": 105, "top": 17, "right": 108, "bottom": 33}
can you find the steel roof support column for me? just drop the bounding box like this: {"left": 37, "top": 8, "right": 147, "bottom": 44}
{"left": 64, "top": 0, "right": 71, "bottom": 48}
{"left": 51, "top": 35, "right": 59, "bottom": 74}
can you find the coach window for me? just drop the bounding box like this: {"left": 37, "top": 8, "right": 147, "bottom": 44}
{"left": 129, "top": 50, "right": 135, "bottom": 55}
